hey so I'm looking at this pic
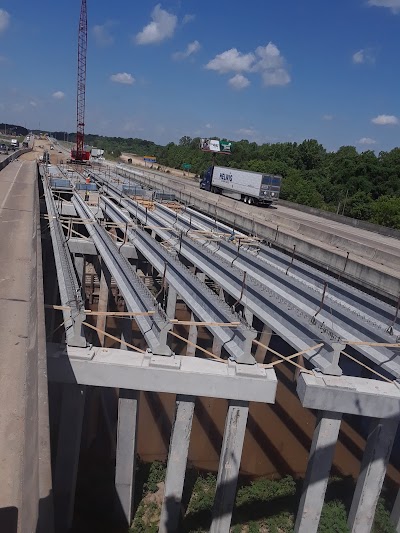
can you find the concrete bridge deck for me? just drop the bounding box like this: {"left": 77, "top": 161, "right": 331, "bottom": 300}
{"left": 0, "top": 160, "right": 52, "bottom": 532}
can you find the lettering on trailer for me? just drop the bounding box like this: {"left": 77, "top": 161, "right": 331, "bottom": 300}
{"left": 219, "top": 172, "right": 233, "bottom": 182}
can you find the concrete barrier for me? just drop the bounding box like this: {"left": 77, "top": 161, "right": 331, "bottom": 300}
{"left": 279, "top": 199, "right": 400, "bottom": 240}
{"left": 0, "top": 147, "right": 32, "bottom": 172}
{"left": 0, "top": 161, "right": 53, "bottom": 532}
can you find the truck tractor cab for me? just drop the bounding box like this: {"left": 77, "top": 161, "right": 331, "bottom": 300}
{"left": 199, "top": 166, "right": 213, "bottom": 191}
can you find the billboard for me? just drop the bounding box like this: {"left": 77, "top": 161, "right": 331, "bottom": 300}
{"left": 200, "top": 138, "right": 232, "bottom": 154}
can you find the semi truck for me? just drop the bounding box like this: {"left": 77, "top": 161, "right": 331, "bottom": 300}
{"left": 10, "top": 139, "right": 19, "bottom": 150}
{"left": 200, "top": 165, "right": 281, "bottom": 206}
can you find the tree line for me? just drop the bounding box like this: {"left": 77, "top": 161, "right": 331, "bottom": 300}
{"left": 52, "top": 131, "right": 400, "bottom": 229}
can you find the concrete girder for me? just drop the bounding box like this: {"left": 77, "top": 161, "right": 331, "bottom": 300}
{"left": 68, "top": 237, "right": 138, "bottom": 259}
{"left": 100, "top": 195, "right": 256, "bottom": 365}
{"left": 93, "top": 180, "right": 340, "bottom": 373}
{"left": 154, "top": 201, "right": 400, "bottom": 378}
{"left": 42, "top": 174, "right": 86, "bottom": 347}
{"left": 72, "top": 194, "right": 171, "bottom": 355}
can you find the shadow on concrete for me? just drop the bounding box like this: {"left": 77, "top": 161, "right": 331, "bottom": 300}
{"left": 0, "top": 507, "right": 18, "bottom": 533}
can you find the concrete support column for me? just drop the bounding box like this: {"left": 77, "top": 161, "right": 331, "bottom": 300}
{"left": 53, "top": 384, "right": 86, "bottom": 533}
{"left": 212, "top": 336, "right": 223, "bottom": 357}
{"left": 294, "top": 411, "right": 342, "bottom": 533}
{"left": 159, "top": 395, "right": 195, "bottom": 533}
{"left": 210, "top": 400, "right": 249, "bottom": 533}
{"left": 97, "top": 260, "right": 111, "bottom": 346}
{"left": 166, "top": 286, "right": 178, "bottom": 320}
{"left": 390, "top": 486, "right": 400, "bottom": 532}
{"left": 244, "top": 308, "right": 253, "bottom": 327}
{"left": 255, "top": 324, "right": 272, "bottom": 364}
{"left": 120, "top": 304, "right": 133, "bottom": 350}
{"left": 186, "top": 312, "right": 198, "bottom": 357}
{"left": 348, "top": 417, "right": 399, "bottom": 533}
{"left": 73, "top": 253, "right": 86, "bottom": 288}
{"left": 115, "top": 389, "right": 140, "bottom": 526}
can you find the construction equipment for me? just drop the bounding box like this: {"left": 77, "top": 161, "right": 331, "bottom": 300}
{"left": 71, "top": 0, "right": 90, "bottom": 163}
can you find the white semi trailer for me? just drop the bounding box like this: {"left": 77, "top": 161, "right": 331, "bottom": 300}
{"left": 200, "top": 165, "right": 281, "bottom": 206}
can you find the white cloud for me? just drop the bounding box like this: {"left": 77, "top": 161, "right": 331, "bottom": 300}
{"left": 261, "top": 68, "right": 290, "bottom": 87}
{"left": 0, "top": 9, "right": 10, "bottom": 33}
{"left": 254, "top": 43, "right": 291, "bottom": 86}
{"left": 172, "top": 40, "right": 200, "bottom": 60}
{"left": 205, "top": 123, "right": 212, "bottom": 129}
{"left": 367, "top": 0, "right": 400, "bottom": 13}
{"left": 206, "top": 42, "right": 290, "bottom": 88}
{"left": 353, "top": 50, "right": 365, "bottom": 64}
{"left": 228, "top": 74, "right": 250, "bottom": 90}
{"left": 371, "top": 114, "right": 399, "bottom": 125}
{"left": 110, "top": 72, "right": 135, "bottom": 84}
{"left": 358, "top": 137, "right": 377, "bottom": 145}
{"left": 322, "top": 114, "right": 334, "bottom": 120}
{"left": 136, "top": 4, "right": 177, "bottom": 45}
{"left": 182, "top": 14, "right": 195, "bottom": 25}
{"left": 52, "top": 91, "right": 65, "bottom": 100}
{"left": 93, "top": 21, "right": 115, "bottom": 46}
{"left": 30, "top": 100, "right": 37, "bottom": 107}
{"left": 206, "top": 48, "right": 255, "bottom": 73}
{"left": 352, "top": 48, "right": 376, "bottom": 64}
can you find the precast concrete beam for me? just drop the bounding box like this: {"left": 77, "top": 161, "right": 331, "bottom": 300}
{"left": 68, "top": 237, "right": 138, "bottom": 259}
{"left": 42, "top": 176, "right": 86, "bottom": 348}
{"left": 294, "top": 411, "right": 342, "bottom": 533}
{"left": 159, "top": 395, "right": 195, "bottom": 533}
{"left": 297, "top": 372, "right": 400, "bottom": 418}
{"left": 99, "top": 195, "right": 256, "bottom": 365}
{"left": 47, "top": 344, "right": 277, "bottom": 403}
{"left": 72, "top": 194, "right": 171, "bottom": 355}
{"left": 99, "top": 189, "right": 340, "bottom": 373}
{"left": 210, "top": 400, "right": 249, "bottom": 533}
{"left": 348, "top": 417, "right": 399, "bottom": 533}
{"left": 106, "top": 181, "right": 400, "bottom": 378}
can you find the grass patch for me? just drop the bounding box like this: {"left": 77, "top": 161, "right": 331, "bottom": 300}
{"left": 131, "top": 462, "right": 396, "bottom": 533}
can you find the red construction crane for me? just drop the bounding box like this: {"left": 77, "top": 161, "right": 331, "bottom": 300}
{"left": 71, "top": 0, "right": 90, "bottom": 162}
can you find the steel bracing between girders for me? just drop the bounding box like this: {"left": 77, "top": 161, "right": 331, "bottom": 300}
{"left": 99, "top": 195, "right": 256, "bottom": 364}
{"left": 72, "top": 193, "right": 171, "bottom": 355}
{"left": 92, "top": 173, "right": 400, "bottom": 377}
{"left": 158, "top": 202, "right": 400, "bottom": 340}
{"left": 152, "top": 203, "right": 400, "bottom": 376}
{"left": 42, "top": 174, "right": 86, "bottom": 347}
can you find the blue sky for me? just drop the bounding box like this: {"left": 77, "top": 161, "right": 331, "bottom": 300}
{"left": 1, "top": 0, "right": 400, "bottom": 151}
